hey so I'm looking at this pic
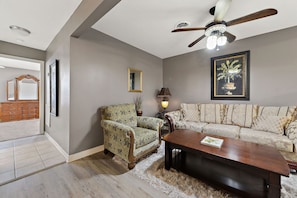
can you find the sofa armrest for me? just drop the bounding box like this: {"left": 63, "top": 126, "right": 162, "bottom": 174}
{"left": 164, "top": 110, "right": 182, "bottom": 132}
{"left": 286, "top": 120, "right": 297, "bottom": 152}
{"left": 137, "top": 116, "right": 163, "bottom": 131}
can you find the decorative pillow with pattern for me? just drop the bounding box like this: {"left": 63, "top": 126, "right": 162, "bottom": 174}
{"left": 200, "top": 104, "right": 225, "bottom": 124}
{"left": 257, "top": 106, "right": 297, "bottom": 129}
{"left": 180, "top": 103, "right": 200, "bottom": 122}
{"left": 252, "top": 116, "right": 289, "bottom": 134}
{"left": 223, "top": 104, "right": 258, "bottom": 128}
{"left": 182, "top": 109, "right": 200, "bottom": 122}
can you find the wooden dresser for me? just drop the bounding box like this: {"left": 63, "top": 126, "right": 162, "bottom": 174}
{"left": 0, "top": 101, "right": 39, "bottom": 122}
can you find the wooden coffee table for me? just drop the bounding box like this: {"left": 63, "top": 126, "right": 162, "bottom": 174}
{"left": 163, "top": 129, "right": 290, "bottom": 198}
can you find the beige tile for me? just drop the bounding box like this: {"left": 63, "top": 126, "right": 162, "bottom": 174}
{"left": 15, "top": 155, "right": 42, "bottom": 169}
{"left": 43, "top": 155, "right": 65, "bottom": 168}
{"left": 14, "top": 151, "right": 40, "bottom": 161}
{"left": 0, "top": 151, "right": 14, "bottom": 160}
{"left": 0, "top": 170, "right": 15, "bottom": 185}
{"left": 0, "top": 160, "right": 14, "bottom": 174}
{"left": 0, "top": 147, "right": 13, "bottom": 154}
{"left": 0, "top": 156, "right": 14, "bottom": 165}
{"left": 15, "top": 162, "right": 45, "bottom": 178}
{"left": 14, "top": 146, "right": 37, "bottom": 155}
{"left": 36, "top": 145, "right": 58, "bottom": 155}
{"left": 40, "top": 150, "right": 63, "bottom": 161}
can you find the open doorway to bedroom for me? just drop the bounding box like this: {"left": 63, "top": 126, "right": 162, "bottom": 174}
{"left": 0, "top": 55, "right": 44, "bottom": 142}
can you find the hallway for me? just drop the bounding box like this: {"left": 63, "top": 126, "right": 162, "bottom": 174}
{"left": 0, "top": 135, "right": 65, "bottom": 185}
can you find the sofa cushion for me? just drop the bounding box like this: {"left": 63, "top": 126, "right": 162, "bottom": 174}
{"left": 257, "top": 106, "right": 296, "bottom": 128}
{"left": 240, "top": 128, "right": 294, "bottom": 153}
{"left": 181, "top": 103, "right": 200, "bottom": 122}
{"left": 203, "top": 124, "right": 240, "bottom": 139}
{"left": 132, "top": 127, "right": 159, "bottom": 149}
{"left": 252, "top": 116, "right": 289, "bottom": 135}
{"left": 105, "top": 103, "right": 137, "bottom": 127}
{"left": 200, "top": 104, "right": 225, "bottom": 124}
{"left": 223, "top": 104, "right": 258, "bottom": 128}
{"left": 175, "top": 121, "right": 207, "bottom": 132}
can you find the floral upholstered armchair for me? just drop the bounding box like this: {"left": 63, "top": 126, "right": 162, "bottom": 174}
{"left": 100, "top": 103, "right": 163, "bottom": 169}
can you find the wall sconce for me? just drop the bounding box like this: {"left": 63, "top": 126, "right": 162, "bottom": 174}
{"left": 157, "top": 88, "right": 171, "bottom": 112}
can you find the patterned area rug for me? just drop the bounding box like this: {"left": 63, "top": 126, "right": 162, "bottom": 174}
{"left": 126, "top": 141, "right": 297, "bottom": 198}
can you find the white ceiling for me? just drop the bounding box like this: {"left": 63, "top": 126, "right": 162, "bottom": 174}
{"left": 93, "top": 0, "right": 297, "bottom": 58}
{"left": 0, "top": 0, "right": 297, "bottom": 64}
{"left": 0, "top": 0, "right": 82, "bottom": 70}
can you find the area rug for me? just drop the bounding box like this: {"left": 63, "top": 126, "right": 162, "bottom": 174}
{"left": 125, "top": 142, "right": 297, "bottom": 198}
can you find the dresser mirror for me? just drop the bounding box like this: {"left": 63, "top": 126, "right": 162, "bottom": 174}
{"left": 7, "top": 79, "right": 15, "bottom": 101}
{"left": 128, "top": 68, "right": 142, "bottom": 92}
{"left": 7, "top": 74, "right": 39, "bottom": 101}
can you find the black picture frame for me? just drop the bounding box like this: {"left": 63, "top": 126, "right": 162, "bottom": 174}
{"left": 211, "top": 51, "right": 250, "bottom": 100}
{"left": 49, "top": 60, "right": 59, "bottom": 116}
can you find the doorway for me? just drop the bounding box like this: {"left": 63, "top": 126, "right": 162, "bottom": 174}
{"left": 0, "top": 55, "right": 44, "bottom": 142}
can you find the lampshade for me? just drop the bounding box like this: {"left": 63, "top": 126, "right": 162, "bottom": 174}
{"left": 157, "top": 88, "right": 171, "bottom": 97}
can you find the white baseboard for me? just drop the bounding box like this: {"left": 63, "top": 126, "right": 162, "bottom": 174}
{"left": 45, "top": 132, "right": 104, "bottom": 162}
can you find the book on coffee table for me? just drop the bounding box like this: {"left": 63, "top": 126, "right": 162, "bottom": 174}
{"left": 201, "top": 136, "right": 224, "bottom": 148}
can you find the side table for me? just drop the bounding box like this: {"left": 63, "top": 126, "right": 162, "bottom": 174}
{"left": 155, "top": 111, "right": 169, "bottom": 136}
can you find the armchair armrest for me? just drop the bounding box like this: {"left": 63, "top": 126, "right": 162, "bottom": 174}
{"left": 286, "top": 120, "right": 297, "bottom": 152}
{"left": 101, "top": 120, "right": 135, "bottom": 144}
{"left": 137, "top": 116, "right": 163, "bottom": 131}
{"left": 164, "top": 110, "right": 182, "bottom": 132}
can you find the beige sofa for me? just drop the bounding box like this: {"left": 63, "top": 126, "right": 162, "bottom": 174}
{"left": 165, "top": 103, "right": 297, "bottom": 169}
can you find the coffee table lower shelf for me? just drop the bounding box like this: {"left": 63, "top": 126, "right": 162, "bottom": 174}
{"left": 165, "top": 145, "right": 286, "bottom": 198}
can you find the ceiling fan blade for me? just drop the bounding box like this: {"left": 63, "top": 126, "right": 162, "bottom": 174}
{"left": 172, "top": 27, "right": 206, "bottom": 32}
{"left": 224, "top": 31, "right": 236, "bottom": 42}
{"left": 188, "top": 35, "right": 206, "bottom": 48}
{"left": 214, "top": 0, "right": 232, "bottom": 22}
{"left": 226, "top": 8, "right": 277, "bottom": 26}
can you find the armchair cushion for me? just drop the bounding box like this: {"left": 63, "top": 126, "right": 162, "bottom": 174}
{"left": 104, "top": 103, "right": 137, "bottom": 127}
{"left": 132, "top": 127, "right": 159, "bottom": 149}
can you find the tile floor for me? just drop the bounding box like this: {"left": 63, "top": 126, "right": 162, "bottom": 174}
{"left": 0, "top": 135, "right": 65, "bottom": 185}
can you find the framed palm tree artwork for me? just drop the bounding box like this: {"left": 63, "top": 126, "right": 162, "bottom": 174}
{"left": 211, "top": 51, "right": 250, "bottom": 100}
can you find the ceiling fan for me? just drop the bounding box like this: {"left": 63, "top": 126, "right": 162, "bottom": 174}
{"left": 172, "top": 0, "right": 277, "bottom": 49}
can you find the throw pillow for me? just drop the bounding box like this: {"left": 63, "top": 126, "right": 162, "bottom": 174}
{"left": 182, "top": 109, "right": 200, "bottom": 122}
{"left": 200, "top": 104, "right": 225, "bottom": 124}
{"left": 223, "top": 104, "right": 258, "bottom": 128}
{"left": 252, "top": 116, "right": 289, "bottom": 135}
{"left": 180, "top": 103, "right": 199, "bottom": 121}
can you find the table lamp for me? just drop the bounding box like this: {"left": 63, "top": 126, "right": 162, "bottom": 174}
{"left": 157, "top": 88, "right": 171, "bottom": 111}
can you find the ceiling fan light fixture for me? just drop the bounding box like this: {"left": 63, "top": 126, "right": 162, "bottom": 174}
{"left": 207, "top": 35, "right": 217, "bottom": 50}
{"left": 204, "top": 24, "right": 226, "bottom": 36}
{"left": 217, "top": 35, "right": 227, "bottom": 46}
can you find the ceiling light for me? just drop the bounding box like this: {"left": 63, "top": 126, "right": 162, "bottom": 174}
{"left": 207, "top": 35, "right": 217, "bottom": 50}
{"left": 0, "top": 66, "right": 6, "bottom": 69}
{"left": 9, "top": 25, "right": 31, "bottom": 36}
{"left": 217, "top": 35, "right": 227, "bottom": 46}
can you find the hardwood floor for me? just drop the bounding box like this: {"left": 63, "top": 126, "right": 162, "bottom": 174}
{"left": 0, "top": 151, "right": 167, "bottom": 198}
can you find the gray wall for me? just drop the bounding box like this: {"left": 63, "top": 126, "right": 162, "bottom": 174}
{"left": 0, "top": 41, "right": 45, "bottom": 61}
{"left": 163, "top": 26, "right": 297, "bottom": 111}
{"left": 69, "top": 29, "right": 162, "bottom": 154}
{"left": 0, "top": 68, "right": 40, "bottom": 102}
